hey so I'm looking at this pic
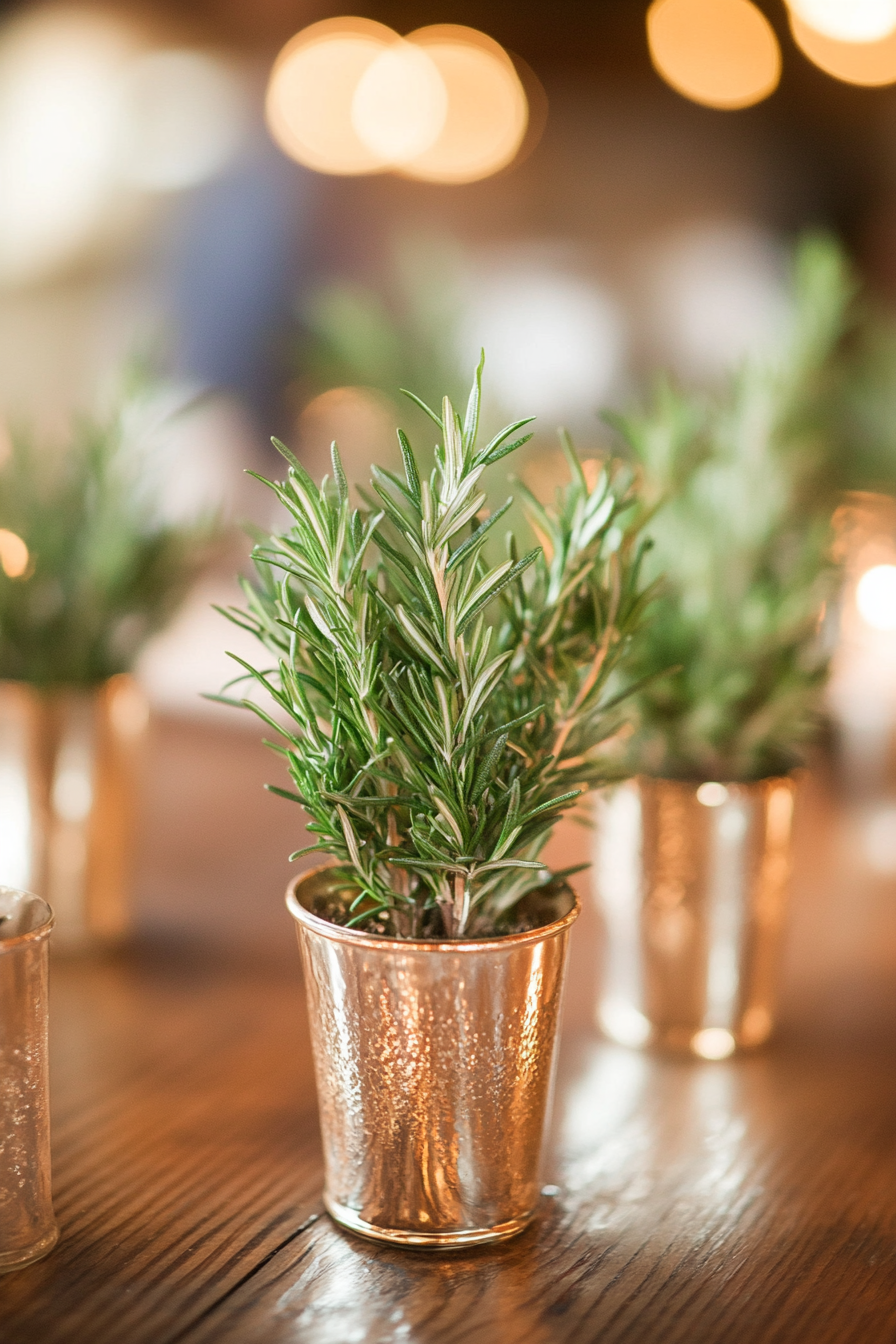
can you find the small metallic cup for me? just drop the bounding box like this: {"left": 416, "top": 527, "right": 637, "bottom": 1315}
{"left": 0, "top": 676, "right": 147, "bottom": 950}
{"left": 594, "top": 775, "right": 796, "bottom": 1059}
{"left": 0, "top": 888, "right": 58, "bottom": 1272}
{"left": 287, "top": 867, "right": 578, "bottom": 1247}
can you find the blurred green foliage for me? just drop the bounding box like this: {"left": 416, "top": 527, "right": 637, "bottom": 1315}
{"left": 831, "top": 310, "right": 896, "bottom": 496}
{"left": 0, "top": 390, "right": 215, "bottom": 686}
{"left": 296, "top": 233, "right": 467, "bottom": 419}
{"left": 612, "top": 235, "right": 853, "bottom": 782}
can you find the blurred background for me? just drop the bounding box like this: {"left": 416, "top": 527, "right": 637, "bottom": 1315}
{"left": 0, "top": 0, "right": 894, "bottom": 1028}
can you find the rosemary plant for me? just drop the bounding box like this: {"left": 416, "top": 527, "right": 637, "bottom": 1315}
{"left": 614, "top": 235, "right": 851, "bottom": 782}
{"left": 222, "top": 360, "right": 651, "bottom": 939}
{"left": 0, "top": 393, "right": 214, "bottom": 686}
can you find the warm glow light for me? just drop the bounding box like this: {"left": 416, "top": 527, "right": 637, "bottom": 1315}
{"left": 0, "top": 9, "right": 248, "bottom": 286}
{"left": 696, "top": 782, "right": 729, "bottom": 807}
{"left": 856, "top": 564, "right": 896, "bottom": 630}
{"left": 0, "top": 8, "right": 135, "bottom": 285}
{"left": 647, "top": 0, "right": 781, "bottom": 110}
{"left": 599, "top": 999, "right": 652, "bottom": 1048}
{"left": 351, "top": 40, "right": 446, "bottom": 164}
{"left": 0, "top": 529, "right": 28, "bottom": 578}
{"left": 788, "top": 0, "right": 896, "bottom": 43}
{"left": 266, "top": 18, "right": 528, "bottom": 182}
{"left": 265, "top": 18, "right": 396, "bottom": 174}
{"left": 401, "top": 26, "right": 529, "bottom": 184}
{"left": 691, "top": 1027, "right": 736, "bottom": 1059}
{"left": 298, "top": 386, "right": 399, "bottom": 485}
{"left": 789, "top": 13, "right": 896, "bottom": 84}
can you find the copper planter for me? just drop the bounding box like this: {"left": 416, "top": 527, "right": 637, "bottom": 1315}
{"left": 0, "top": 676, "right": 148, "bottom": 951}
{"left": 593, "top": 775, "right": 796, "bottom": 1058}
{"left": 287, "top": 867, "right": 578, "bottom": 1247}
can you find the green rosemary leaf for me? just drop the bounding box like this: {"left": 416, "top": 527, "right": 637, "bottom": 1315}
{"left": 475, "top": 416, "right": 537, "bottom": 466}
{"left": 330, "top": 441, "right": 349, "bottom": 507}
{"left": 479, "top": 432, "right": 534, "bottom": 467}
{"left": 397, "top": 429, "right": 422, "bottom": 505}
{"left": 445, "top": 498, "right": 513, "bottom": 573}
{"left": 400, "top": 389, "right": 443, "bottom": 430}
{"left": 519, "top": 789, "right": 583, "bottom": 823}
{"left": 456, "top": 548, "right": 541, "bottom": 636}
{"left": 265, "top": 783, "right": 306, "bottom": 804}
{"left": 288, "top": 843, "right": 332, "bottom": 861}
{"left": 462, "top": 349, "right": 485, "bottom": 454}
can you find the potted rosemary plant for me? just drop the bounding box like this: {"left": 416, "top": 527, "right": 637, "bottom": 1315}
{"left": 0, "top": 391, "right": 212, "bottom": 948}
{"left": 594, "top": 236, "right": 851, "bottom": 1058}
{"left": 222, "top": 358, "right": 650, "bottom": 1245}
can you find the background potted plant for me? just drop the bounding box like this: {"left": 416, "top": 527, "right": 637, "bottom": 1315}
{"left": 593, "top": 236, "right": 852, "bottom": 1059}
{"left": 0, "top": 381, "right": 213, "bottom": 948}
{"left": 221, "top": 358, "right": 652, "bottom": 1245}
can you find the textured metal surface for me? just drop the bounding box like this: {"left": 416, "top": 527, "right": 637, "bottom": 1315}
{"left": 594, "top": 775, "right": 796, "bottom": 1057}
{"left": 288, "top": 869, "right": 578, "bottom": 1246}
{"left": 0, "top": 677, "right": 147, "bottom": 950}
{"left": 0, "top": 888, "right": 57, "bottom": 1271}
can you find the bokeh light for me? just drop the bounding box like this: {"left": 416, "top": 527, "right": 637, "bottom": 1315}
{"left": 352, "top": 40, "right": 447, "bottom": 165}
{"left": 647, "top": 0, "right": 781, "bottom": 110}
{"left": 266, "top": 18, "right": 529, "bottom": 181}
{"left": 789, "top": 13, "right": 896, "bottom": 84}
{"left": 297, "top": 386, "right": 399, "bottom": 489}
{"left": 788, "top": 0, "right": 896, "bottom": 44}
{"left": 0, "top": 529, "right": 29, "bottom": 579}
{"left": 0, "top": 8, "right": 135, "bottom": 286}
{"left": 265, "top": 18, "right": 396, "bottom": 175}
{"left": 0, "top": 7, "right": 249, "bottom": 287}
{"left": 691, "top": 1027, "right": 737, "bottom": 1059}
{"left": 459, "top": 259, "right": 625, "bottom": 422}
{"left": 856, "top": 564, "right": 896, "bottom": 630}
{"left": 401, "top": 26, "right": 529, "bottom": 184}
{"left": 645, "top": 221, "right": 790, "bottom": 383}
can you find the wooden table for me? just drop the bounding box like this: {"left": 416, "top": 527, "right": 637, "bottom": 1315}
{"left": 1, "top": 718, "right": 895, "bottom": 1344}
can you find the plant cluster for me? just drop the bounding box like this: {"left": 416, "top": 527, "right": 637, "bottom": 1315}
{"left": 0, "top": 392, "right": 214, "bottom": 686}
{"left": 222, "top": 359, "right": 652, "bottom": 939}
{"left": 614, "top": 235, "right": 852, "bottom": 782}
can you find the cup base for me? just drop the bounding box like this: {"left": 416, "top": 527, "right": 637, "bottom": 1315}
{"left": 324, "top": 1196, "right": 534, "bottom": 1248}
{"left": 0, "top": 1223, "right": 59, "bottom": 1273}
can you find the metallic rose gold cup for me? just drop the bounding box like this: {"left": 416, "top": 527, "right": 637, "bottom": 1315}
{"left": 0, "top": 676, "right": 147, "bottom": 951}
{"left": 594, "top": 775, "right": 797, "bottom": 1059}
{"left": 287, "top": 867, "right": 578, "bottom": 1247}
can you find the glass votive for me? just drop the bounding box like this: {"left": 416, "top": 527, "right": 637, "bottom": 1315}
{"left": 0, "top": 888, "right": 58, "bottom": 1272}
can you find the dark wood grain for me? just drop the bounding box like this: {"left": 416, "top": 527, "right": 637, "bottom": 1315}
{"left": 0, "top": 718, "right": 894, "bottom": 1344}
{"left": 187, "top": 1038, "right": 896, "bottom": 1344}
{"left": 0, "top": 943, "right": 323, "bottom": 1344}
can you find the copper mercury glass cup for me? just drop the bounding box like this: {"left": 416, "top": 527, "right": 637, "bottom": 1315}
{"left": 0, "top": 888, "right": 58, "bottom": 1272}
{"left": 0, "top": 676, "right": 147, "bottom": 951}
{"left": 593, "top": 776, "right": 796, "bottom": 1059}
{"left": 287, "top": 866, "right": 579, "bottom": 1247}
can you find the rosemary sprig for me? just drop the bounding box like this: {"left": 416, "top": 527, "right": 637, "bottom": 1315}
{"left": 225, "top": 358, "right": 650, "bottom": 938}
{"left": 0, "top": 389, "right": 214, "bottom": 686}
{"left": 614, "top": 234, "right": 851, "bottom": 782}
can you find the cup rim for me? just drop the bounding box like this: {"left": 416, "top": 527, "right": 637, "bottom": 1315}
{"left": 0, "top": 888, "right": 54, "bottom": 952}
{"left": 286, "top": 864, "right": 579, "bottom": 953}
